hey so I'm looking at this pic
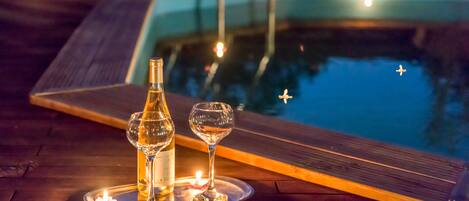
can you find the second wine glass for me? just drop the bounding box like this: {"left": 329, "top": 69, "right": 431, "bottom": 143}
{"left": 189, "top": 102, "right": 234, "bottom": 201}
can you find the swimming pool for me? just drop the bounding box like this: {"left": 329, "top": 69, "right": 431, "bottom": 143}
{"left": 131, "top": 0, "right": 469, "bottom": 159}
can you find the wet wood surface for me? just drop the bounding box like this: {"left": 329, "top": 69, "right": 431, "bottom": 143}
{"left": 0, "top": 0, "right": 369, "bottom": 200}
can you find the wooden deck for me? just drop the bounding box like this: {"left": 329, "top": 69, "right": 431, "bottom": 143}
{"left": 0, "top": 0, "right": 369, "bottom": 201}
{"left": 31, "top": 84, "right": 464, "bottom": 201}
{"left": 24, "top": 0, "right": 467, "bottom": 200}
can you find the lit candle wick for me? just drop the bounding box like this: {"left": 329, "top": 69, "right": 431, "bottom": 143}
{"left": 192, "top": 170, "right": 206, "bottom": 189}
{"left": 103, "top": 190, "right": 108, "bottom": 201}
{"left": 214, "top": 42, "right": 226, "bottom": 58}
{"left": 96, "top": 190, "right": 116, "bottom": 201}
{"left": 195, "top": 170, "right": 203, "bottom": 183}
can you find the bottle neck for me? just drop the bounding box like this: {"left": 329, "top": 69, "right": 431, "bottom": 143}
{"left": 149, "top": 82, "right": 164, "bottom": 90}
{"left": 148, "top": 64, "right": 164, "bottom": 90}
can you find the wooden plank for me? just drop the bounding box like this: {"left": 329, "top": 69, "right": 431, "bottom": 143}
{"left": 236, "top": 113, "right": 464, "bottom": 183}
{"left": 276, "top": 180, "right": 349, "bottom": 194}
{"left": 0, "top": 178, "right": 134, "bottom": 190}
{"left": 11, "top": 190, "right": 78, "bottom": 201}
{"left": 0, "top": 149, "right": 291, "bottom": 181}
{"left": 30, "top": 0, "right": 151, "bottom": 94}
{"left": 0, "top": 126, "right": 50, "bottom": 137}
{"left": 0, "top": 165, "right": 27, "bottom": 178}
{"left": 0, "top": 145, "right": 40, "bottom": 156}
{"left": 29, "top": 85, "right": 463, "bottom": 201}
{"left": 0, "top": 190, "right": 14, "bottom": 201}
{"left": 0, "top": 0, "right": 95, "bottom": 18}
{"left": 52, "top": 113, "right": 123, "bottom": 128}
{"left": 39, "top": 144, "right": 134, "bottom": 157}
{"left": 0, "top": 134, "right": 125, "bottom": 146}
{"left": 0, "top": 122, "right": 124, "bottom": 146}
{"left": 0, "top": 107, "right": 57, "bottom": 120}
{"left": 51, "top": 123, "right": 122, "bottom": 136}
{"left": 0, "top": 1, "right": 95, "bottom": 27}
{"left": 25, "top": 166, "right": 135, "bottom": 179}
{"left": 249, "top": 194, "right": 371, "bottom": 201}
{"left": 0, "top": 156, "right": 135, "bottom": 167}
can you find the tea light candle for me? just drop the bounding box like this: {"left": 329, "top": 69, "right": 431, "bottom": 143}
{"left": 191, "top": 170, "right": 207, "bottom": 189}
{"left": 214, "top": 42, "right": 226, "bottom": 58}
{"left": 96, "top": 190, "right": 116, "bottom": 201}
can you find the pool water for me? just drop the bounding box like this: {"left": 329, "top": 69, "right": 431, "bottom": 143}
{"left": 156, "top": 27, "right": 469, "bottom": 159}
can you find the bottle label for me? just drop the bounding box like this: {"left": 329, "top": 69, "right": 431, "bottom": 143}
{"left": 153, "top": 148, "right": 175, "bottom": 187}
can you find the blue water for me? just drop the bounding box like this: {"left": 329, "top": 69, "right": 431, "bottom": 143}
{"left": 159, "top": 28, "right": 469, "bottom": 159}
{"left": 283, "top": 57, "right": 464, "bottom": 156}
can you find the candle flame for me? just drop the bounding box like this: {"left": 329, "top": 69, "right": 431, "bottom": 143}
{"left": 214, "top": 42, "right": 225, "bottom": 58}
{"left": 195, "top": 170, "right": 203, "bottom": 181}
{"left": 96, "top": 189, "right": 115, "bottom": 201}
{"left": 191, "top": 170, "right": 205, "bottom": 188}
{"left": 364, "top": 0, "right": 372, "bottom": 7}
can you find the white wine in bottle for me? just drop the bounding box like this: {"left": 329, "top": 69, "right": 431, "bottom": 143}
{"left": 138, "top": 57, "right": 175, "bottom": 199}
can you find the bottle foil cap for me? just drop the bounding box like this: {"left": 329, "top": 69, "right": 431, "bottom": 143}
{"left": 149, "top": 57, "right": 163, "bottom": 84}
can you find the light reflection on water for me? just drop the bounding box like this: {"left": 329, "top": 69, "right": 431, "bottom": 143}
{"left": 158, "top": 28, "right": 469, "bottom": 159}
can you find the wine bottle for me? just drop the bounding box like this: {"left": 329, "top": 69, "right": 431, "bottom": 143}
{"left": 138, "top": 57, "right": 175, "bottom": 198}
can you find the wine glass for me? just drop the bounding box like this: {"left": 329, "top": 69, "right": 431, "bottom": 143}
{"left": 127, "top": 111, "right": 175, "bottom": 201}
{"left": 189, "top": 102, "right": 234, "bottom": 201}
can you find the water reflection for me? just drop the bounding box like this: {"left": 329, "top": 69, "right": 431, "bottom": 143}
{"left": 245, "top": 0, "right": 276, "bottom": 110}
{"left": 158, "top": 27, "right": 469, "bottom": 159}
{"left": 420, "top": 31, "right": 469, "bottom": 157}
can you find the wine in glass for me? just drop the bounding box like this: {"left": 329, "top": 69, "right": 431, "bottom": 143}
{"left": 189, "top": 102, "right": 234, "bottom": 201}
{"left": 127, "top": 111, "right": 175, "bottom": 201}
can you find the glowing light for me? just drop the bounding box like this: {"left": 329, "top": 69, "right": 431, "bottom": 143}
{"left": 191, "top": 170, "right": 206, "bottom": 189}
{"left": 299, "top": 44, "right": 304, "bottom": 53}
{"left": 195, "top": 170, "right": 203, "bottom": 181}
{"left": 395, "top": 65, "right": 406, "bottom": 76}
{"left": 96, "top": 190, "right": 116, "bottom": 201}
{"left": 214, "top": 42, "right": 226, "bottom": 58}
{"left": 364, "top": 0, "right": 373, "bottom": 7}
{"left": 278, "top": 89, "right": 293, "bottom": 104}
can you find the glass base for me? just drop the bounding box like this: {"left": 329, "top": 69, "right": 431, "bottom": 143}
{"left": 193, "top": 190, "right": 228, "bottom": 201}
{"left": 137, "top": 186, "right": 174, "bottom": 201}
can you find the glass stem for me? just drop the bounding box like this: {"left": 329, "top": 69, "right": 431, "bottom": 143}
{"left": 146, "top": 155, "right": 155, "bottom": 201}
{"left": 207, "top": 144, "right": 216, "bottom": 191}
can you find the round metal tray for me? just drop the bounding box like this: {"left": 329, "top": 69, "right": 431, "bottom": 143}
{"left": 83, "top": 176, "right": 254, "bottom": 201}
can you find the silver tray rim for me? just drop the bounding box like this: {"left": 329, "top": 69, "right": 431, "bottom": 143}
{"left": 83, "top": 176, "right": 254, "bottom": 201}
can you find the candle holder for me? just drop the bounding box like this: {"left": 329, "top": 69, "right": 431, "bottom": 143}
{"left": 84, "top": 176, "right": 254, "bottom": 201}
